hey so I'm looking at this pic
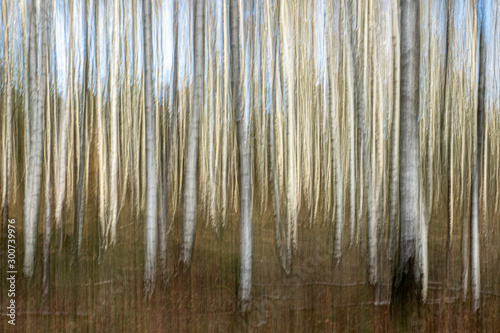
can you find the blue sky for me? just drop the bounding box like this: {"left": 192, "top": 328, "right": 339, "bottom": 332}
{"left": 0, "top": 0, "right": 176, "bottom": 98}
{"left": 0, "top": 0, "right": 495, "bottom": 102}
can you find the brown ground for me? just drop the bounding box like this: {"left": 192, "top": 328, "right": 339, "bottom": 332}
{"left": 1, "top": 186, "right": 499, "bottom": 333}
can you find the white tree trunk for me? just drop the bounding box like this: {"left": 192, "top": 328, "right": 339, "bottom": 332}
{"left": 179, "top": 0, "right": 204, "bottom": 268}
{"left": 55, "top": 0, "right": 74, "bottom": 248}
{"left": 42, "top": 40, "right": 52, "bottom": 294}
{"left": 268, "top": 0, "right": 288, "bottom": 273}
{"left": 398, "top": 0, "right": 419, "bottom": 286}
{"left": 471, "top": 7, "right": 484, "bottom": 312}
{"left": 54, "top": 93, "right": 69, "bottom": 242}
{"left": 73, "top": 0, "right": 89, "bottom": 260}
{"left": 343, "top": 0, "right": 357, "bottom": 248}
{"left": 143, "top": 0, "right": 158, "bottom": 296}
{"left": 282, "top": 0, "right": 298, "bottom": 260}
{"left": 231, "top": 0, "right": 253, "bottom": 312}
{"left": 95, "top": 0, "right": 108, "bottom": 255}
{"left": 109, "top": 0, "right": 120, "bottom": 246}
{"left": 330, "top": 0, "right": 343, "bottom": 260}
{"left": 19, "top": 1, "right": 30, "bottom": 215}
{"left": 24, "top": 0, "right": 46, "bottom": 278}
{"left": 388, "top": 0, "right": 401, "bottom": 272}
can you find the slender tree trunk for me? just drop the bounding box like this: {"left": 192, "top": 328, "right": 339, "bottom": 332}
{"left": 179, "top": 0, "right": 204, "bottom": 269}
{"left": 158, "top": 114, "right": 168, "bottom": 283}
{"left": 109, "top": 0, "right": 120, "bottom": 246}
{"left": 356, "top": 0, "right": 377, "bottom": 284}
{"left": 55, "top": 0, "right": 74, "bottom": 250}
{"left": 331, "top": 0, "right": 343, "bottom": 260}
{"left": 395, "top": 0, "right": 419, "bottom": 295}
{"left": 24, "top": 0, "right": 46, "bottom": 278}
{"left": 95, "top": 0, "right": 108, "bottom": 256}
{"left": 19, "top": 0, "right": 30, "bottom": 216}
{"left": 73, "top": 0, "right": 89, "bottom": 262}
{"left": 143, "top": 0, "right": 158, "bottom": 296}
{"left": 471, "top": 9, "right": 484, "bottom": 312}
{"left": 42, "top": 38, "right": 51, "bottom": 295}
{"left": 344, "top": 0, "right": 357, "bottom": 248}
{"left": 282, "top": 0, "right": 298, "bottom": 262}
{"left": 43, "top": 0, "right": 59, "bottom": 294}
{"left": 158, "top": 1, "right": 168, "bottom": 283}
{"left": 168, "top": 0, "right": 179, "bottom": 218}
{"left": 221, "top": 0, "right": 230, "bottom": 228}
{"left": 388, "top": 0, "right": 401, "bottom": 274}
{"left": 230, "top": 0, "right": 253, "bottom": 312}
{"left": 269, "top": 0, "right": 288, "bottom": 273}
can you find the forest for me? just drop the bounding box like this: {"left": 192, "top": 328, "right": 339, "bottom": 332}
{"left": 1, "top": 0, "right": 500, "bottom": 331}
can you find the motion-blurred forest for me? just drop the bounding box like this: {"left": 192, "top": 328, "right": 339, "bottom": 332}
{"left": 1, "top": 0, "right": 500, "bottom": 331}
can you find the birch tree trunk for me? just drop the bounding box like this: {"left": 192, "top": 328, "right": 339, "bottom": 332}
{"left": 55, "top": 0, "right": 74, "bottom": 250}
{"left": 19, "top": 0, "right": 30, "bottom": 215}
{"left": 24, "top": 0, "right": 46, "bottom": 278}
{"left": 42, "top": 37, "right": 51, "bottom": 295}
{"left": 471, "top": 3, "right": 483, "bottom": 312}
{"left": 109, "top": 0, "right": 120, "bottom": 246}
{"left": 396, "top": 0, "right": 419, "bottom": 292}
{"left": 179, "top": 0, "right": 204, "bottom": 269}
{"left": 73, "top": 0, "right": 89, "bottom": 261}
{"left": 168, "top": 0, "right": 180, "bottom": 219}
{"left": 269, "top": 0, "right": 288, "bottom": 273}
{"left": 328, "top": 0, "right": 343, "bottom": 260}
{"left": 479, "top": 0, "right": 498, "bottom": 311}
{"left": 230, "top": 0, "right": 253, "bottom": 312}
{"left": 143, "top": 0, "right": 158, "bottom": 296}
{"left": 43, "top": 0, "right": 58, "bottom": 294}
{"left": 282, "top": 0, "right": 298, "bottom": 262}
{"left": 95, "top": 0, "right": 108, "bottom": 255}
{"left": 157, "top": 1, "right": 168, "bottom": 283}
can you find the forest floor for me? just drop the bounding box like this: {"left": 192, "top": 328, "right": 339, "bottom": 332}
{"left": 1, "top": 189, "right": 499, "bottom": 332}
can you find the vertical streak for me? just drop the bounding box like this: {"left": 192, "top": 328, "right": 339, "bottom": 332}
{"left": 109, "top": 0, "right": 120, "bottom": 245}
{"left": 143, "top": 0, "right": 158, "bottom": 296}
{"left": 398, "top": 0, "right": 419, "bottom": 286}
{"left": 231, "top": 0, "right": 253, "bottom": 311}
{"left": 179, "top": 0, "right": 205, "bottom": 268}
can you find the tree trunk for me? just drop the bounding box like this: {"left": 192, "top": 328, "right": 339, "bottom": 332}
{"left": 168, "top": 0, "right": 179, "bottom": 218}
{"left": 158, "top": 1, "right": 168, "bottom": 283}
{"left": 143, "top": 0, "right": 158, "bottom": 297}
{"left": 109, "top": 0, "right": 120, "bottom": 246}
{"left": 230, "top": 0, "right": 253, "bottom": 312}
{"left": 19, "top": 0, "right": 30, "bottom": 218}
{"left": 42, "top": 32, "right": 52, "bottom": 295}
{"left": 73, "top": 0, "right": 89, "bottom": 262}
{"left": 471, "top": 4, "right": 484, "bottom": 312}
{"left": 282, "top": 0, "right": 298, "bottom": 263}
{"left": 395, "top": 0, "right": 419, "bottom": 295}
{"left": 24, "top": 0, "right": 46, "bottom": 278}
{"left": 179, "top": 0, "right": 204, "bottom": 269}
{"left": 55, "top": 0, "right": 74, "bottom": 251}
{"left": 95, "top": 0, "right": 108, "bottom": 256}
{"left": 330, "top": 0, "right": 343, "bottom": 260}
{"left": 269, "top": 0, "right": 288, "bottom": 273}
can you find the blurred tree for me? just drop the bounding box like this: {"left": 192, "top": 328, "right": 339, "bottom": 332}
{"left": 24, "top": 0, "right": 46, "bottom": 278}
{"left": 143, "top": 0, "right": 158, "bottom": 296}
{"left": 231, "top": 0, "right": 253, "bottom": 312}
{"left": 179, "top": 0, "right": 205, "bottom": 269}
